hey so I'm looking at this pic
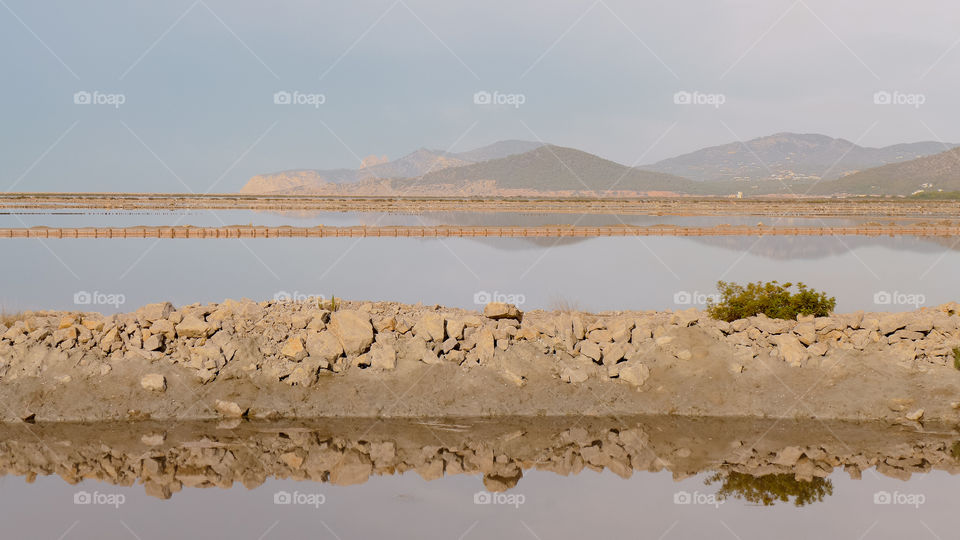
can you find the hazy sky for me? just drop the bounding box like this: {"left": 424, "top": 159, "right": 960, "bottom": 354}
{"left": 2, "top": 0, "right": 959, "bottom": 192}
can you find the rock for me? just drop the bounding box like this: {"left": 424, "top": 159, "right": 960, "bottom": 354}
{"left": 176, "top": 315, "right": 212, "bottom": 339}
{"left": 560, "top": 365, "right": 589, "bottom": 383}
{"left": 305, "top": 331, "right": 343, "bottom": 362}
{"left": 793, "top": 322, "right": 816, "bottom": 345}
{"left": 807, "top": 342, "right": 829, "bottom": 356}
{"left": 675, "top": 349, "right": 692, "bottom": 360}
{"left": 140, "top": 374, "right": 166, "bottom": 392}
{"left": 774, "top": 446, "right": 804, "bottom": 466}
{"left": 672, "top": 308, "right": 699, "bottom": 328}
{"left": 655, "top": 336, "right": 674, "bottom": 347}
{"left": 138, "top": 302, "right": 174, "bottom": 322}
{"left": 329, "top": 449, "right": 373, "bottom": 486}
{"left": 214, "top": 400, "right": 245, "bottom": 417}
{"left": 772, "top": 334, "right": 808, "bottom": 367}
{"left": 905, "top": 408, "right": 924, "bottom": 421}
{"left": 580, "top": 341, "right": 602, "bottom": 362}
{"left": 413, "top": 313, "right": 445, "bottom": 342}
{"left": 483, "top": 302, "right": 522, "bottom": 321}
{"left": 329, "top": 310, "right": 374, "bottom": 355}
{"left": 619, "top": 362, "right": 650, "bottom": 388}
{"left": 370, "top": 344, "right": 397, "bottom": 370}
{"left": 476, "top": 328, "right": 495, "bottom": 364}
{"left": 280, "top": 336, "right": 307, "bottom": 361}
{"left": 151, "top": 319, "right": 176, "bottom": 339}
{"left": 878, "top": 313, "right": 910, "bottom": 335}
{"left": 601, "top": 342, "right": 627, "bottom": 365}
{"left": 142, "top": 334, "right": 165, "bottom": 352}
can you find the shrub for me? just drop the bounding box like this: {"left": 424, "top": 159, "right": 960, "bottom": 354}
{"left": 706, "top": 472, "right": 833, "bottom": 507}
{"left": 0, "top": 310, "right": 24, "bottom": 327}
{"left": 707, "top": 280, "right": 836, "bottom": 322}
{"left": 952, "top": 347, "right": 960, "bottom": 371}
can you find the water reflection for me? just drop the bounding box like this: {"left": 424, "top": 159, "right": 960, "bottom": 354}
{"left": 1, "top": 416, "right": 955, "bottom": 505}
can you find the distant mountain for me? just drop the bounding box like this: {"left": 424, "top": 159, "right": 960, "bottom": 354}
{"left": 812, "top": 146, "right": 960, "bottom": 196}
{"left": 641, "top": 133, "right": 954, "bottom": 183}
{"left": 240, "top": 140, "right": 543, "bottom": 194}
{"left": 415, "top": 145, "right": 694, "bottom": 194}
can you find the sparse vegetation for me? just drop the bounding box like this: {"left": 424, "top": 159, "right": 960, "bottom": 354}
{"left": 1, "top": 310, "right": 25, "bottom": 327}
{"left": 707, "top": 280, "right": 836, "bottom": 322}
{"left": 705, "top": 472, "right": 834, "bottom": 507}
{"left": 318, "top": 295, "right": 340, "bottom": 312}
{"left": 952, "top": 347, "right": 960, "bottom": 371}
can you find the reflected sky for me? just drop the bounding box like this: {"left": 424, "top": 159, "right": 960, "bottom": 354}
{"left": 0, "top": 232, "right": 955, "bottom": 314}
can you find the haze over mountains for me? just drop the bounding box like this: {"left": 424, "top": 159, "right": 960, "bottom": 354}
{"left": 643, "top": 133, "right": 954, "bottom": 183}
{"left": 241, "top": 133, "right": 960, "bottom": 197}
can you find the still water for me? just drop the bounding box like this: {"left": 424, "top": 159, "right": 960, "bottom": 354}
{"left": 1, "top": 210, "right": 958, "bottom": 539}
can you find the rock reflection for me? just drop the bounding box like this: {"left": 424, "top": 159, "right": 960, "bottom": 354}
{"left": 0, "top": 416, "right": 955, "bottom": 503}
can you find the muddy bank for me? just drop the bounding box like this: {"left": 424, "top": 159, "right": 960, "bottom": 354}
{"left": 2, "top": 299, "right": 960, "bottom": 423}
{"left": 1, "top": 416, "right": 957, "bottom": 499}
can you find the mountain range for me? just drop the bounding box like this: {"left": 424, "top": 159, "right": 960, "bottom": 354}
{"left": 241, "top": 133, "right": 960, "bottom": 197}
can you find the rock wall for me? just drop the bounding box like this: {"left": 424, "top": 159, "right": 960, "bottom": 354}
{"left": 1, "top": 300, "right": 959, "bottom": 422}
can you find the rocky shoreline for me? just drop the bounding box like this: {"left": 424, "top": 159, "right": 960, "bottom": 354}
{"left": 1, "top": 299, "right": 960, "bottom": 422}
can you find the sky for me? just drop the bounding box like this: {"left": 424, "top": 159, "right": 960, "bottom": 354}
{"left": 2, "top": 0, "right": 959, "bottom": 192}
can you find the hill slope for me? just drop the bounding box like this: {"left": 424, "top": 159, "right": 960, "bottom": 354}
{"left": 413, "top": 145, "right": 694, "bottom": 194}
{"left": 812, "top": 147, "right": 960, "bottom": 196}
{"left": 642, "top": 133, "right": 953, "bottom": 183}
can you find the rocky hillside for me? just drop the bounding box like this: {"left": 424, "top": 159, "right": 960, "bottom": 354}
{"left": 811, "top": 147, "right": 960, "bottom": 196}
{"left": 641, "top": 133, "right": 953, "bottom": 183}
{"left": 240, "top": 140, "right": 543, "bottom": 195}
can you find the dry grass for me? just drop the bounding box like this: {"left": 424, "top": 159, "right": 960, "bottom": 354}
{"left": 1, "top": 310, "right": 25, "bottom": 327}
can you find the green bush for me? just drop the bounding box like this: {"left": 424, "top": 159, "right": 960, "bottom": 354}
{"left": 952, "top": 347, "right": 960, "bottom": 371}
{"left": 706, "top": 280, "right": 836, "bottom": 322}
{"left": 706, "top": 472, "right": 833, "bottom": 507}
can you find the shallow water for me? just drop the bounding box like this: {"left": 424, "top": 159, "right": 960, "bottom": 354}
{"left": 0, "top": 417, "right": 956, "bottom": 540}
{"left": 0, "top": 233, "right": 954, "bottom": 314}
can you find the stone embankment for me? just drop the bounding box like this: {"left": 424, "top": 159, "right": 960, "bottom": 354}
{"left": 0, "top": 417, "right": 956, "bottom": 498}
{"left": 1, "top": 300, "right": 959, "bottom": 422}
